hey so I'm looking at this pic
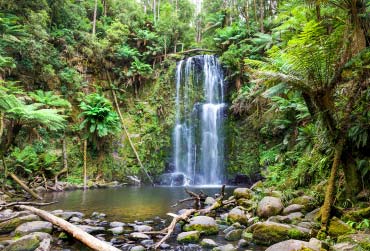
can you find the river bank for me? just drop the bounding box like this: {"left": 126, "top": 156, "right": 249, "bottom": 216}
{"left": 0, "top": 184, "right": 369, "bottom": 251}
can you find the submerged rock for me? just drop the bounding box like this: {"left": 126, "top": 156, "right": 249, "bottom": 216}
{"left": 177, "top": 231, "right": 200, "bottom": 243}
{"left": 76, "top": 225, "right": 105, "bottom": 234}
{"left": 129, "top": 232, "right": 150, "bottom": 240}
{"left": 15, "top": 221, "right": 53, "bottom": 236}
{"left": 183, "top": 216, "right": 219, "bottom": 235}
{"left": 212, "top": 244, "right": 237, "bottom": 251}
{"left": 200, "top": 238, "right": 218, "bottom": 248}
{"left": 257, "top": 196, "right": 283, "bottom": 218}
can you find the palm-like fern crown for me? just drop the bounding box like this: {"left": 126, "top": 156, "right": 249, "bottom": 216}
{"left": 79, "top": 93, "right": 120, "bottom": 138}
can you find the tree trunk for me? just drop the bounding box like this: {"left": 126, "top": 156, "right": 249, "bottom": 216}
{"left": 343, "top": 150, "right": 362, "bottom": 199}
{"left": 319, "top": 138, "right": 344, "bottom": 236}
{"left": 92, "top": 0, "right": 98, "bottom": 36}
{"left": 83, "top": 139, "right": 87, "bottom": 190}
{"left": 62, "top": 136, "right": 68, "bottom": 177}
{"left": 108, "top": 85, "right": 154, "bottom": 186}
{"left": 0, "top": 112, "right": 4, "bottom": 141}
{"left": 17, "top": 205, "right": 121, "bottom": 251}
{"left": 9, "top": 172, "right": 43, "bottom": 200}
{"left": 259, "top": 0, "right": 264, "bottom": 32}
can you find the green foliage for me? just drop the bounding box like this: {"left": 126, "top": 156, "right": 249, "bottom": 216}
{"left": 79, "top": 93, "right": 120, "bottom": 138}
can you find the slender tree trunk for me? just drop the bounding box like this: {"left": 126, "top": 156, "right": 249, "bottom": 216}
{"left": 259, "top": 0, "right": 264, "bottom": 32}
{"left": 0, "top": 112, "right": 4, "bottom": 141}
{"left": 106, "top": 74, "right": 154, "bottom": 186}
{"left": 319, "top": 138, "right": 344, "bottom": 236}
{"left": 343, "top": 150, "right": 362, "bottom": 199}
{"left": 253, "top": 0, "right": 258, "bottom": 23}
{"left": 92, "top": 0, "right": 98, "bottom": 36}
{"left": 62, "top": 136, "right": 68, "bottom": 177}
{"left": 83, "top": 139, "right": 87, "bottom": 190}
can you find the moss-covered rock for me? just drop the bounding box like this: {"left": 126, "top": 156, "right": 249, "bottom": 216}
{"left": 183, "top": 216, "right": 219, "bottom": 235}
{"left": 225, "top": 229, "right": 243, "bottom": 241}
{"left": 337, "top": 234, "right": 370, "bottom": 250}
{"left": 247, "top": 222, "right": 309, "bottom": 245}
{"left": 237, "top": 198, "right": 255, "bottom": 210}
{"left": 328, "top": 217, "right": 355, "bottom": 237}
{"left": 257, "top": 196, "right": 284, "bottom": 218}
{"left": 290, "top": 196, "right": 316, "bottom": 212}
{"left": 227, "top": 207, "right": 249, "bottom": 225}
{"left": 233, "top": 188, "right": 253, "bottom": 199}
{"left": 15, "top": 221, "right": 53, "bottom": 236}
{"left": 3, "top": 232, "right": 51, "bottom": 251}
{"left": 342, "top": 207, "right": 370, "bottom": 222}
{"left": 265, "top": 239, "right": 322, "bottom": 251}
{"left": 177, "top": 231, "right": 200, "bottom": 243}
{"left": 0, "top": 215, "right": 40, "bottom": 234}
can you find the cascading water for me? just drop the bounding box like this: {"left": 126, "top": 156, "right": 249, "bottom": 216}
{"left": 172, "top": 55, "right": 226, "bottom": 186}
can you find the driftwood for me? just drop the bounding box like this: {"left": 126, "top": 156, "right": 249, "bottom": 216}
{"left": 16, "top": 205, "right": 121, "bottom": 251}
{"left": 153, "top": 185, "right": 232, "bottom": 249}
{"left": 9, "top": 172, "right": 43, "bottom": 200}
{"left": 153, "top": 209, "right": 196, "bottom": 250}
{"left": 0, "top": 201, "right": 57, "bottom": 211}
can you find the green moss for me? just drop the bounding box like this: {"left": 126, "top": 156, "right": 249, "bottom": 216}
{"left": 177, "top": 231, "right": 200, "bottom": 243}
{"left": 343, "top": 207, "right": 370, "bottom": 222}
{"left": 328, "top": 217, "right": 355, "bottom": 237}
{"left": 288, "top": 229, "right": 306, "bottom": 239}
{"left": 183, "top": 224, "right": 219, "bottom": 235}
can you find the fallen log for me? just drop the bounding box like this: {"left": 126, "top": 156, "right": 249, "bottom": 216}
{"left": 9, "top": 172, "right": 43, "bottom": 200}
{"left": 0, "top": 201, "right": 57, "bottom": 211}
{"left": 16, "top": 205, "right": 121, "bottom": 251}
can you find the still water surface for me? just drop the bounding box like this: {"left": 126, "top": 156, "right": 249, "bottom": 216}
{"left": 44, "top": 186, "right": 233, "bottom": 222}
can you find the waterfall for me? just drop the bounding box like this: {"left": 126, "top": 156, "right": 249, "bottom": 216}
{"left": 172, "top": 55, "right": 226, "bottom": 185}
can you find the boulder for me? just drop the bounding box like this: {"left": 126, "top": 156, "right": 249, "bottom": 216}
{"left": 331, "top": 242, "right": 359, "bottom": 251}
{"left": 109, "top": 226, "right": 124, "bottom": 235}
{"left": 257, "top": 196, "right": 283, "bottom": 218}
{"left": 15, "top": 221, "right": 52, "bottom": 236}
{"left": 337, "top": 233, "right": 370, "bottom": 249}
{"left": 268, "top": 212, "right": 304, "bottom": 224}
{"left": 224, "top": 229, "right": 242, "bottom": 241}
{"left": 0, "top": 215, "right": 40, "bottom": 234}
{"left": 177, "top": 231, "right": 200, "bottom": 243}
{"left": 212, "top": 244, "right": 236, "bottom": 251}
{"left": 183, "top": 216, "right": 219, "bottom": 235}
{"left": 290, "top": 196, "right": 315, "bottom": 211}
{"left": 201, "top": 238, "right": 218, "bottom": 248}
{"left": 247, "top": 222, "right": 309, "bottom": 245}
{"left": 110, "top": 221, "right": 125, "bottom": 228}
{"left": 134, "top": 225, "right": 152, "bottom": 232}
{"left": 233, "top": 188, "right": 253, "bottom": 199}
{"left": 328, "top": 217, "right": 354, "bottom": 237}
{"left": 130, "top": 245, "right": 146, "bottom": 251}
{"left": 52, "top": 211, "right": 84, "bottom": 220}
{"left": 304, "top": 208, "right": 321, "bottom": 222}
{"left": 283, "top": 204, "right": 304, "bottom": 215}
{"left": 3, "top": 232, "right": 51, "bottom": 251}
{"left": 342, "top": 207, "right": 370, "bottom": 222}
{"left": 34, "top": 238, "right": 51, "bottom": 251}
{"left": 76, "top": 225, "right": 105, "bottom": 234}
{"left": 205, "top": 197, "right": 216, "bottom": 205}
{"left": 227, "top": 207, "right": 249, "bottom": 225}
{"left": 129, "top": 232, "right": 150, "bottom": 240}
{"left": 265, "top": 238, "right": 322, "bottom": 251}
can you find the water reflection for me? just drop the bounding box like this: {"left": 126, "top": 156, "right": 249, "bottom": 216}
{"left": 44, "top": 186, "right": 233, "bottom": 222}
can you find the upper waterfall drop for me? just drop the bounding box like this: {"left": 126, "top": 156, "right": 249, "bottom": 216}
{"left": 172, "top": 55, "right": 226, "bottom": 186}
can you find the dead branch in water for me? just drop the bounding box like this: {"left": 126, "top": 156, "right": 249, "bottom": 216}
{"left": 0, "top": 201, "right": 57, "bottom": 211}
{"left": 153, "top": 185, "right": 230, "bottom": 249}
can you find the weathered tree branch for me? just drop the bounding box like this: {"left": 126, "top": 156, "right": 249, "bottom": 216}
{"left": 16, "top": 205, "right": 121, "bottom": 251}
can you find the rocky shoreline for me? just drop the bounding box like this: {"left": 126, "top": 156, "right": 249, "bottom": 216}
{"left": 0, "top": 184, "right": 369, "bottom": 251}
